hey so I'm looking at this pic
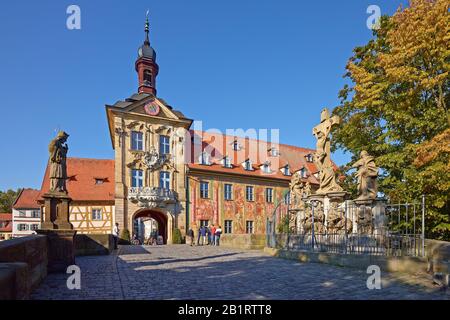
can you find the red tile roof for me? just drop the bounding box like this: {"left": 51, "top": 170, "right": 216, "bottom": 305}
{"left": 38, "top": 158, "right": 115, "bottom": 202}
{"left": 13, "top": 188, "right": 41, "bottom": 209}
{"left": 0, "top": 213, "right": 12, "bottom": 233}
{"left": 186, "top": 130, "right": 333, "bottom": 184}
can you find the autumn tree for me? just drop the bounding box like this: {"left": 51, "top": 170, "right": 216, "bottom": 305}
{"left": 332, "top": 0, "right": 449, "bottom": 239}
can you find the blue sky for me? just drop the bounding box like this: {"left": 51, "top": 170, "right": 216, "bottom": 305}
{"left": 0, "top": 0, "right": 409, "bottom": 190}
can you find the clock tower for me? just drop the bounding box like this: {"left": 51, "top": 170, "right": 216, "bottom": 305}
{"left": 136, "top": 15, "right": 159, "bottom": 95}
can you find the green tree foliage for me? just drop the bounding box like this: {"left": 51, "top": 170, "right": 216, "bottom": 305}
{"left": 119, "top": 229, "right": 131, "bottom": 245}
{"left": 332, "top": 0, "right": 449, "bottom": 240}
{"left": 172, "top": 228, "right": 183, "bottom": 244}
{"left": 0, "top": 189, "right": 20, "bottom": 213}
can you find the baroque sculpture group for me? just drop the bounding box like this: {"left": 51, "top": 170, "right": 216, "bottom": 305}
{"left": 288, "top": 108, "right": 383, "bottom": 236}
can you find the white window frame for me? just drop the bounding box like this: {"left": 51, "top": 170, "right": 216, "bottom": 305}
{"left": 244, "top": 160, "right": 253, "bottom": 171}
{"left": 131, "top": 131, "right": 144, "bottom": 151}
{"left": 92, "top": 208, "right": 102, "bottom": 221}
{"left": 246, "top": 186, "right": 254, "bottom": 202}
{"left": 223, "top": 156, "right": 232, "bottom": 168}
{"left": 131, "top": 169, "right": 144, "bottom": 188}
{"left": 199, "top": 152, "right": 211, "bottom": 165}
{"left": 159, "top": 135, "right": 170, "bottom": 155}
{"left": 246, "top": 221, "right": 254, "bottom": 234}
{"left": 224, "top": 220, "right": 233, "bottom": 234}
{"left": 159, "top": 171, "right": 170, "bottom": 190}
{"left": 224, "top": 184, "right": 233, "bottom": 200}
{"left": 200, "top": 181, "right": 209, "bottom": 198}
{"left": 265, "top": 188, "right": 274, "bottom": 203}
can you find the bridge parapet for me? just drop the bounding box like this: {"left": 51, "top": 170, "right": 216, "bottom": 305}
{"left": 0, "top": 235, "right": 48, "bottom": 299}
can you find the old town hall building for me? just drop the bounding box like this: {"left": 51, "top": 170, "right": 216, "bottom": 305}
{"left": 31, "top": 18, "right": 322, "bottom": 244}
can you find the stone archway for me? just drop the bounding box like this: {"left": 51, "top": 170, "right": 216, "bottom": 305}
{"left": 132, "top": 209, "right": 170, "bottom": 244}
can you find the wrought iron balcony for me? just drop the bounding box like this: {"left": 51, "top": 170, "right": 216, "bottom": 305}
{"left": 128, "top": 187, "right": 178, "bottom": 208}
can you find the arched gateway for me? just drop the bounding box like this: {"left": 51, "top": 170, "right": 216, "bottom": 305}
{"left": 132, "top": 210, "right": 169, "bottom": 244}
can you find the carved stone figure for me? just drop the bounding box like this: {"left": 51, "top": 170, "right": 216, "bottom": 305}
{"left": 143, "top": 147, "right": 159, "bottom": 169}
{"left": 357, "top": 205, "right": 373, "bottom": 234}
{"left": 326, "top": 202, "right": 352, "bottom": 234}
{"left": 302, "top": 202, "right": 326, "bottom": 234}
{"left": 48, "top": 131, "right": 69, "bottom": 193}
{"left": 312, "top": 108, "right": 343, "bottom": 194}
{"left": 352, "top": 150, "right": 379, "bottom": 201}
{"left": 289, "top": 171, "right": 305, "bottom": 209}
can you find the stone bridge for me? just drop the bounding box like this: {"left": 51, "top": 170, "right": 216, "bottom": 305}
{"left": 1, "top": 236, "right": 449, "bottom": 300}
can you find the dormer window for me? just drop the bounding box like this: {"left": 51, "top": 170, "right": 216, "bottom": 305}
{"left": 306, "top": 154, "right": 314, "bottom": 163}
{"left": 244, "top": 159, "right": 253, "bottom": 171}
{"left": 261, "top": 162, "right": 272, "bottom": 174}
{"left": 199, "top": 152, "right": 211, "bottom": 165}
{"left": 232, "top": 140, "right": 241, "bottom": 151}
{"left": 94, "top": 178, "right": 107, "bottom": 185}
{"left": 300, "top": 167, "right": 308, "bottom": 178}
{"left": 282, "top": 165, "right": 291, "bottom": 176}
{"left": 223, "top": 156, "right": 232, "bottom": 168}
{"left": 270, "top": 148, "right": 279, "bottom": 157}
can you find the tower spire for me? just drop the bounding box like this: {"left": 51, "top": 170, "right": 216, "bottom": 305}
{"left": 144, "top": 10, "right": 150, "bottom": 46}
{"left": 135, "top": 9, "right": 159, "bottom": 95}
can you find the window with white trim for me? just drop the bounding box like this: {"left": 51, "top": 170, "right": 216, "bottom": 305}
{"left": 159, "top": 171, "right": 170, "bottom": 189}
{"left": 246, "top": 221, "right": 254, "bottom": 234}
{"left": 246, "top": 186, "right": 254, "bottom": 201}
{"left": 131, "top": 131, "right": 144, "bottom": 151}
{"left": 265, "top": 188, "right": 274, "bottom": 203}
{"left": 17, "top": 224, "right": 29, "bottom": 231}
{"left": 223, "top": 156, "right": 232, "bottom": 168}
{"left": 224, "top": 220, "right": 233, "bottom": 234}
{"left": 282, "top": 165, "right": 291, "bottom": 176}
{"left": 300, "top": 167, "right": 307, "bottom": 178}
{"left": 224, "top": 184, "right": 233, "bottom": 200}
{"left": 159, "top": 135, "right": 170, "bottom": 155}
{"left": 244, "top": 160, "right": 253, "bottom": 171}
{"left": 200, "top": 181, "right": 209, "bottom": 198}
{"left": 270, "top": 148, "right": 279, "bottom": 157}
{"left": 131, "top": 169, "right": 144, "bottom": 188}
{"left": 261, "top": 163, "right": 271, "bottom": 174}
{"left": 232, "top": 140, "right": 241, "bottom": 151}
{"left": 199, "top": 152, "right": 211, "bottom": 165}
{"left": 92, "top": 208, "right": 102, "bottom": 221}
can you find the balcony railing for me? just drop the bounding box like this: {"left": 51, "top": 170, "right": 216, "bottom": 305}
{"left": 128, "top": 187, "right": 177, "bottom": 208}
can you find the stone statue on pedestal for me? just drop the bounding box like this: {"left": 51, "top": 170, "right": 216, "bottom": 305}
{"left": 48, "top": 131, "right": 69, "bottom": 193}
{"left": 38, "top": 131, "right": 77, "bottom": 273}
{"left": 289, "top": 171, "right": 305, "bottom": 210}
{"left": 352, "top": 150, "right": 379, "bottom": 201}
{"left": 312, "top": 108, "right": 343, "bottom": 194}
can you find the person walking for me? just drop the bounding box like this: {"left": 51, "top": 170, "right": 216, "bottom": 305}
{"left": 113, "top": 223, "right": 119, "bottom": 250}
{"left": 187, "top": 227, "right": 195, "bottom": 246}
{"left": 210, "top": 224, "right": 216, "bottom": 246}
{"left": 215, "top": 225, "right": 222, "bottom": 246}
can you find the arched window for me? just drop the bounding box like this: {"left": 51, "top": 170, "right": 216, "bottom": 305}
{"left": 144, "top": 70, "right": 152, "bottom": 84}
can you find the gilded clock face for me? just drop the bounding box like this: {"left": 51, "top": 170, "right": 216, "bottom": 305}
{"left": 144, "top": 103, "right": 160, "bottom": 116}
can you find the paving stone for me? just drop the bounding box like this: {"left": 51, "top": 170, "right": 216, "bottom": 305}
{"left": 31, "top": 245, "right": 449, "bottom": 300}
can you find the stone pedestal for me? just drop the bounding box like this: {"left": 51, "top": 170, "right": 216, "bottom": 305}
{"left": 41, "top": 192, "right": 74, "bottom": 230}
{"left": 36, "top": 229, "right": 77, "bottom": 273}
{"left": 39, "top": 191, "right": 76, "bottom": 273}
{"left": 353, "top": 198, "right": 387, "bottom": 236}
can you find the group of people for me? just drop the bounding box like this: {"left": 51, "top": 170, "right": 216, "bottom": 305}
{"left": 187, "top": 225, "right": 222, "bottom": 247}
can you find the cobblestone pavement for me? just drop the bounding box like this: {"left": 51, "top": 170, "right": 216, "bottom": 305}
{"left": 31, "top": 245, "right": 449, "bottom": 300}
